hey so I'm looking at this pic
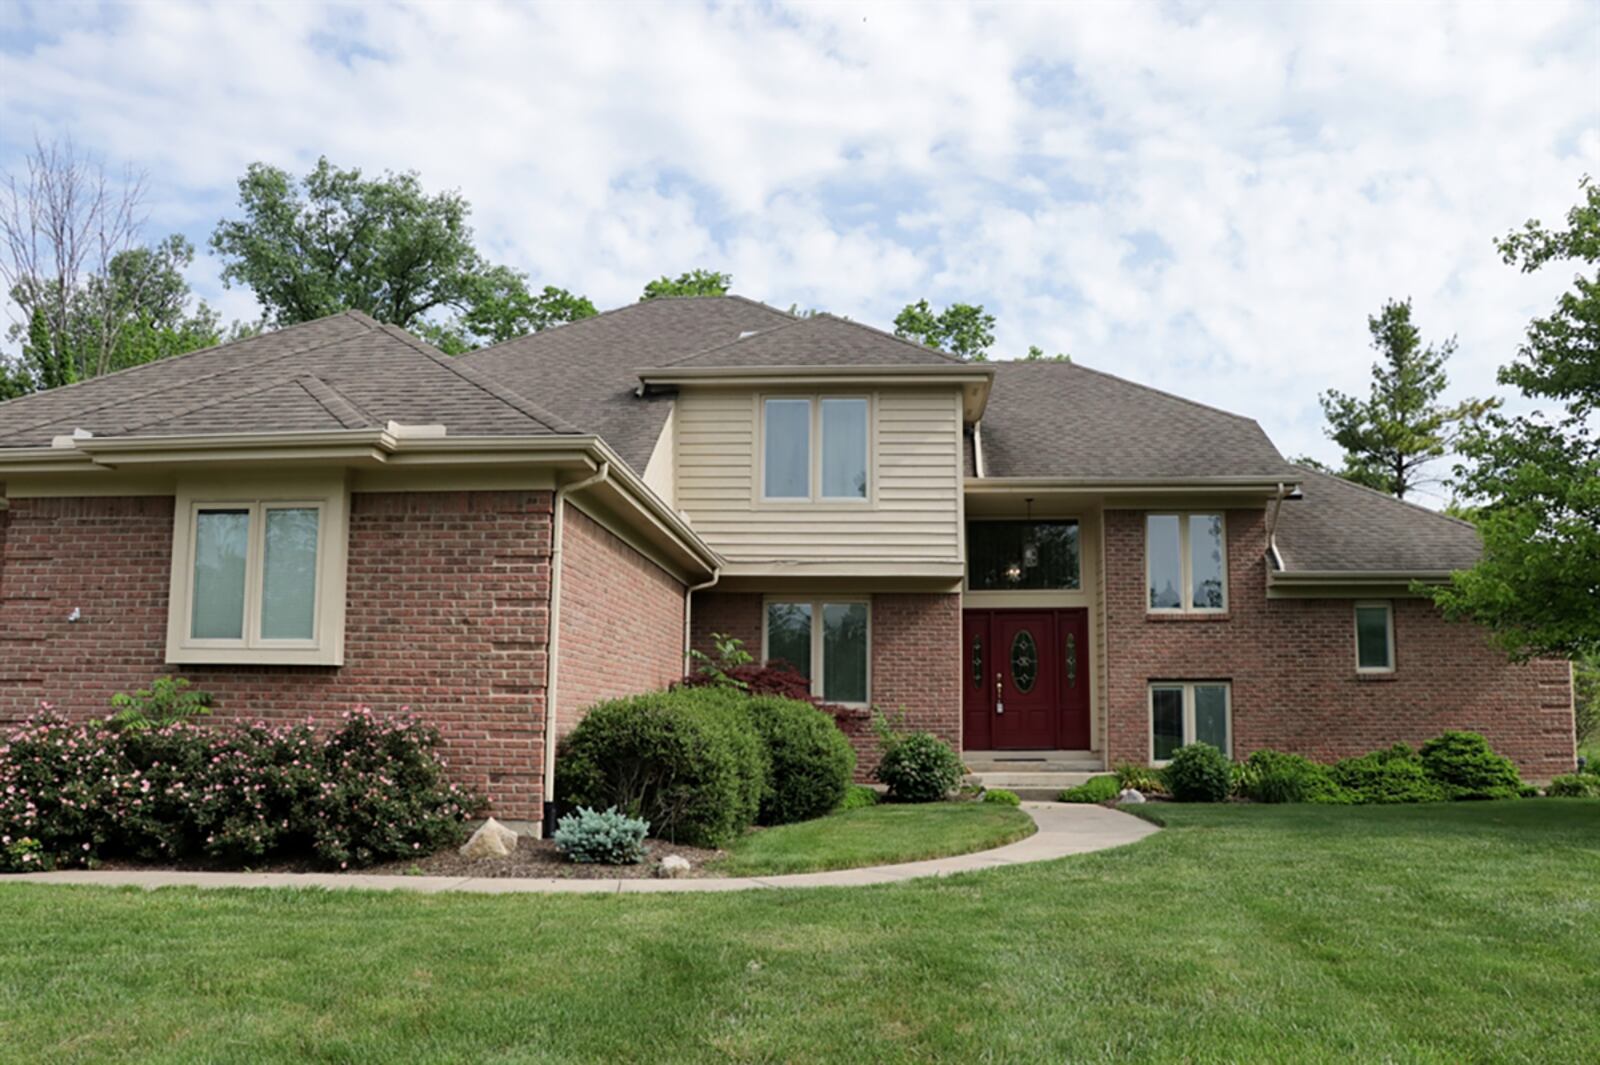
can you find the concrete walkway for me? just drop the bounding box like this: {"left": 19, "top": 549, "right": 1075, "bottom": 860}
{"left": 1, "top": 802, "right": 1157, "bottom": 895}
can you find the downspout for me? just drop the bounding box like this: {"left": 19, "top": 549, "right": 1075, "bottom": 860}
{"left": 1265, "top": 482, "right": 1290, "bottom": 572}
{"left": 683, "top": 569, "right": 722, "bottom": 675}
{"left": 972, "top": 419, "right": 986, "bottom": 478}
{"left": 542, "top": 460, "right": 609, "bottom": 835}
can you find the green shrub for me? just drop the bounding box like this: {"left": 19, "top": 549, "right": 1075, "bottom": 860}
{"left": 553, "top": 806, "right": 650, "bottom": 864}
{"left": 874, "top": 732, "right": 964, "bottom": 802}
{"left": 982, "top": 788, "right": 1021, "bottom": 806}
{"left": 1114, "top": 763, "right": 1165, "bottom": 795}
{"left": 1162, "top": 743, "right": 1232, "bottom": 803}
{"left": 556, "top": 689, "right": 767, "bottom": 847}
{"left": 744, "top": 695, "right": 855, "bottom": 825}
{"left": 1545, "top": 773, "right": 1600, "bottom": 798}
{"left": 1331, "top": 744, "right": 1446, "bottom": 804}
{"left": 1058, "top": 775, "right": 1120, "bottom": 804}
{"left": 0, "top": 705, "right": 479, "bottom": 872}
{"left": 104, "top": 677, "right": 212, "bottom": 731}
{"left": 838, "top": 784, "right": 880, "bottom": 810}
{"left": 1419, "top": 731, "right": 1524, "bottom": 800}
{"left": 1236, "top": 750, "right": 1346, "bottom": 804}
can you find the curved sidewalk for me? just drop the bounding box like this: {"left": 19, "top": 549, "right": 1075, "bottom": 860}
{"left": 1, "top": 802, "right": 1157, "bottom": 895}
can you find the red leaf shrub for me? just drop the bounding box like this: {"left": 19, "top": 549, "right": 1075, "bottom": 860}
{"left": 677, "top": 664, "right": 871, "bottom": 734}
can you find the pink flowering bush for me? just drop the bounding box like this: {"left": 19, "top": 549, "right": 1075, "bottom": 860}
{"left": 0, "top": 704, "right": 480, "bottom": 872}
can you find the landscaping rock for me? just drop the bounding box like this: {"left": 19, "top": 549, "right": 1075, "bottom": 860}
{"left": 459, "top": 817, "right": 519, "bottom": 859}
{"left": 1118, "top": 788, "right": 1146, "bottom": 804}
{"left": 656, "top": 854, "right": 692, "bottom": 878}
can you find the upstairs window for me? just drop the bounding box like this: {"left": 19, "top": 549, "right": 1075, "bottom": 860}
{"left": 1147, "top": 513, "right": 1227, "bottom": 612}
{"left": 761, "top": 396, "right": 869, "bottom": 502}
{"left": 167, "top": 483, "right": 348, "bottom": 666}
{"left": 1355, "top": 602, "right": 1395, "bottom": 673}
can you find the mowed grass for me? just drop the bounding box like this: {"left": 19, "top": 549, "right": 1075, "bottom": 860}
{"left": 3, "top": 801, "right": 1597, "bottom": 1064}
{"left": 713, "top": 800, "right": 1035, "bottom": 875}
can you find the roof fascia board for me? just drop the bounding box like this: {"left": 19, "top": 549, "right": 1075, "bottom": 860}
{"left": 641, "top": 365, "right": 994, "bottom": 421}
{"left": 966, "top": 477, "right": 1290, "bottom": 494}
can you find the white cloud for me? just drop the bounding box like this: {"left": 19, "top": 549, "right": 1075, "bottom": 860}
{"left": 0, "top": 0, "right": 1595, "bottom": 496}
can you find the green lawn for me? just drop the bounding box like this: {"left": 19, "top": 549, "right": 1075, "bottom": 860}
{"left": 713, "top": 801, "right": 1035, "bottom": 875}
{"left": 3, "top": 801, "right": 1597, "bottom": 1063}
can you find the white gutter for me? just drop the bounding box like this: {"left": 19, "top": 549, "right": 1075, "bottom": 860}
{"left": 972, "top": 419, "right": 986, "bottom": 478}
{"left": 542, "top": 459, "right": 610, "bottom": 834}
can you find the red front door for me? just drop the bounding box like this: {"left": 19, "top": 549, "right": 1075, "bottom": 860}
{"left": 962, "top": 608, "right": 1091, "bottom": 750}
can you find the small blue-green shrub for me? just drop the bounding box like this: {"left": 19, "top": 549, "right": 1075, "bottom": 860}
{"left": 553, "top": 806, "right": 650, "bottom": 865}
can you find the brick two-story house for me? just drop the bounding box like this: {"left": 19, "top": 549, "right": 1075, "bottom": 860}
{"left": 0, "top": 298, "right": 1576, "bottom": 829}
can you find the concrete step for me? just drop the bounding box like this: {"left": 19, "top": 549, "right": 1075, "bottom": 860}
{"left": 966, "top": 770, "right": 1109, "bottom": 800}
{"left": 964, "top": 752, "right": 1104, "bottom": 774}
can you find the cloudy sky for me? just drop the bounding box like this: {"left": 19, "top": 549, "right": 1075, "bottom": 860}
{"left": 1, "top": 1, "right": 1596, "bottom": 494}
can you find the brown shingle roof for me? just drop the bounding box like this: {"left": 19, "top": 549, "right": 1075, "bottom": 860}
{"left": 461, "top": 296, "right": 796, "bottom": 470}
{"left": 0, "top": 311, "right": 573, "bottom": 446}
{"left": 660, "top": 313, "right": 965, "bottom": 369}
{"left": 974, "top": 360, "right": 1296, "bottom": 480}
{"left": 1274, "top": 465, "right": 1482, "bottom": 574}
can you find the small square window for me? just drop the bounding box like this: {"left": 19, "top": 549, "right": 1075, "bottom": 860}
{"left": 760, "top": 395, "right": 871, "bottom": 503}
{"left": 764, "top": 597, "right": 870, "bottom": 704}
{"left": 1147, "top": 513, "right": 1227, "bottom": 613}
{"left": 1148, "top": 682, "right": 1232, "bottom": 762}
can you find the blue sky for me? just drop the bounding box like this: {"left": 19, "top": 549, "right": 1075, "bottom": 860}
{"left": 1, "top": 1, "right": 1596, "bottom": 498}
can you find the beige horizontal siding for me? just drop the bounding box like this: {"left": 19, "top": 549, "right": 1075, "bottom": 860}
{"left": 674, "top": 387, "right": 963, "bottom": 567}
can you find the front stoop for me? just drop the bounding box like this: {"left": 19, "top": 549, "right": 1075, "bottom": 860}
{"left": 965, "top": 750, "right": 1106, "bottom": 800}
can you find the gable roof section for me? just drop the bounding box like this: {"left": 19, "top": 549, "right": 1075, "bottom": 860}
{"left": 461, "top": 296, "right": 796, "bottom": 470}
{"left": 974, "top": 361, "right": 1296, "bottom": 481}
{"left": 660, "top": 313, "right": 965, "bottom": 368}
{"left": 0, "top": 310, "right": 574, "bottom": 447}
{"left": 1273, "top": 465, "right": 1482, "bottom": 575}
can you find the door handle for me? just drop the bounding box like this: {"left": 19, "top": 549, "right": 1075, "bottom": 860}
{"left": 995, "top": 674, "right": 1004, "bottom": 714}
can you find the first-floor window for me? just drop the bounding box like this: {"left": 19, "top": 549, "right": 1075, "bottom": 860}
{"left": 168, "top": 485, "right": 347, "bottom": 666}
{"left": 764, "top": 598, "right": 869, "bottom": 704}
{"left": 1149, "top": 682, "right": 1231, "bottom": 761}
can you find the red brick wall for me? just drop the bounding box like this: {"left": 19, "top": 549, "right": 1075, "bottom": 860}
{"left": 555, "top": 505, "right": 686, "bottom": 737}
{"left": 1102, "top": 509, "right": 1575, "bottom": 781}
{"left": 689, "top": 590, "right": 963, "bottom": 776}
{"left": 0, "top": 492, "right": 554, "bottom": 820}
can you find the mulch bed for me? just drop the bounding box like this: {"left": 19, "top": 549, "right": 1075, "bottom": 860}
{"left": 96, "top": 836, "right": 727, "bottom": 879}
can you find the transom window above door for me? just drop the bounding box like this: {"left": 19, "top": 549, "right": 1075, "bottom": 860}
{"left": 967, "top": 520, "right": 1080, "bottom": 590}
{"left": 761, "top": 396, "right": 870, "bottom": 502}
{"left": 1147, "top": 513, "right": 1227, "bottom": 612}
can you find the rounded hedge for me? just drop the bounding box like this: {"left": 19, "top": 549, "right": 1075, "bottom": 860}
{"left": 1163, "top": 743, "right": 1232, "bottom": 802}
{"left": 555, "top": 689, "right": 768, "bottom": 847}
{"left": 743, "top": 695, "right": 856, "bottom": 825}
{"left": 1419, "top": 731, "right": 1523, "bottom": 800}
{"left": 874, "top": 731, "right": 963, "bottom": 802}
{"left": 1235, "top": 750, "right": 1343, "bottom": 804}
{"left": 1330, "top": 745, "right": 1445, "bottom": 804}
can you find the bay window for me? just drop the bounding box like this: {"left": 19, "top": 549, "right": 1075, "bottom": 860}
{"left": 763, "top": 597, "right": 870, "bottom": 704}
{"left": 1147, "top": 513, "right": 1227, "bottom": 612}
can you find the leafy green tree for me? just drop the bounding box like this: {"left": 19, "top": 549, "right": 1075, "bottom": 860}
{"left": 211, "top": 157, "right": 592, "bottom": 351}
{"left": 1429, "top": 178, "right": 1600, "bottom": 661}
{"left": 1022, "top": 344, "right": 1070, "bottom": 362}
{"left": 1316, "top": 298, "right": 1494, "bottom": 499}
{"left": 893, "top": 299, "right": 996, "bottom": 360}
{"left": 640, "top": 269, "right": 731, "bottom": 300}
{"left": 2, "top": 235, "right": 230, "bottom": 395}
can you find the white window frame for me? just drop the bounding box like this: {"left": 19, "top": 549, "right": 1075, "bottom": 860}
{"left": 166, "top": 479, "right": 349, "bottom": 666}
{"left": 757, "top": 394, "right": 874, "bottom": 506}
{"left": 760, "top": 595, "right": 872, "bottom": 706}
{"left": 1148, "top": 681, "right": 1232, "bottom": 763}
{"left": 1145, "top": 512, "right": 1228, "bottom": 614}
{"left": 1354, "top": 600, "right": 1396, "bottom": 674}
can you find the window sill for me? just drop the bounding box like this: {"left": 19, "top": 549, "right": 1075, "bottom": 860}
{"left": 1355, "top": 671, "right": 1397, "bottom": 682}
{"left": 166, "top": 645, "right": 344, "bottom": 667}
{"left": 1145, "top": 612, "right": 1231, "bottom": 623}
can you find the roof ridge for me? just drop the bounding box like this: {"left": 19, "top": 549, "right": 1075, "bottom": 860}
{"left": 0, "top": 309, "right": 368, "bottom": 417}
{"left": 659, "top": 317, "right": 810, "bottom": 366}
{"left": 459, "top": 294, "right": 796, "bottom": 363}
{"left": 105, "top": 373, "right": 338, "bottom": 437}
{"left": 1289, "top": 463, "right": 1479, "bottom": 531}
{"left": 371, "top": 321, "right": 582, "bottom": 434}
{"left": 297, "top": 374, "right": 375, "bottom": 429}
{"left": 808, "top": 312, "right": 967, "bottom": 364}
{"left": 1021, "top": 358, "right": 1280, "bottom": 434}
{"left": 0, "top": 314, "right": 380, "bottom": 439}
